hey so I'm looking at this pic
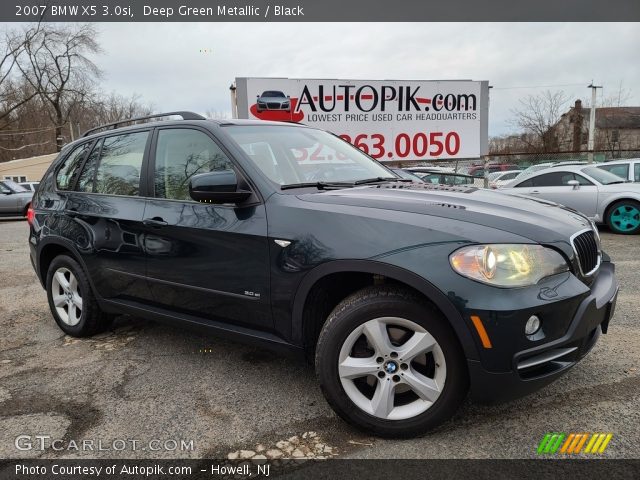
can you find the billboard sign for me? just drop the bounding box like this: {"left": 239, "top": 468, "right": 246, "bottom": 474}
{"left": 234, "top": 77, "right": 489, "bottom": 161}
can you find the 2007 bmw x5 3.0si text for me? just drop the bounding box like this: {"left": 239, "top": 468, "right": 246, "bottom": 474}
{"left": 28, "top": 112, "right": 618, "bottom": 437}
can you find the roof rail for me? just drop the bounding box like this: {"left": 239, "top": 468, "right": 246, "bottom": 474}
{"left": 81, "top": 111, "right": 206, "bottom": 138}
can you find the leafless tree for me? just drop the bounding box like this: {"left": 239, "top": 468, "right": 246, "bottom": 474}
{"left": 509, "top": 90, "right": 569, "bottom": 153}
{"left": 0, "top": 26, "right": 42, "bottom": 127}
{"left": 15, "top": 23, "right": 102, "bottom": 151}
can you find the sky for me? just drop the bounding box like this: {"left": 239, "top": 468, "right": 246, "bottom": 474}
{"left": 74, "top": 22, "right": 640, "bottom": 136}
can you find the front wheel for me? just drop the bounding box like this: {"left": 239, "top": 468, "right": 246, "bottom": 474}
{"left": 315, "top": 286, "right": 468, "bottom": 438}
{"left": 606, "top": 200, "right": 640, "bottom": 234}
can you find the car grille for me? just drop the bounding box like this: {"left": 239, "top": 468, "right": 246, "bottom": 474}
{"left": 572, "top": 230, "right": 600, "bottom": 276}
{"left": 267, "top": 102, "right": 281, "bottom": 109}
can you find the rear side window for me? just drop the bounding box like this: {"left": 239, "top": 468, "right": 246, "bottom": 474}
{"left": 635, "top": 164, "right": 640, "bottom": 182}
{"left": 76, "top": 132, "right": 149, "bottom": 195}
{"left": 56, "top": 143, "right": 90, "bottom": 190}
{"left": 153, "top": 128, "right": 233, "bottom": 201}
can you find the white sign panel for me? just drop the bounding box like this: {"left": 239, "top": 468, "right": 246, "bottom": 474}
{"left": 234, "top": 78, "right": 489, "bottom": 161}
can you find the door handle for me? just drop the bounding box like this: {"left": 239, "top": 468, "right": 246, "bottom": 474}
{"left": 143, "top": 217, "right": 168, "bottom": 227}
{"left": 530, "top": 190, "right": 540, "bottom": 194}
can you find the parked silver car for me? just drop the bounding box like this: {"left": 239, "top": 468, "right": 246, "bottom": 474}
{"left": 501, "top": 165, "right": 640, "bottom": 234}
{"left": 0, "top": 180, "right": 33, "bottom": 217}
{"left": 596, "top": 159, "right": 640, "bottom": 183}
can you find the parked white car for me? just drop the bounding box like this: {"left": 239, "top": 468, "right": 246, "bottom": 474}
{"left": 596, "top": 159, "right": 640, "bottom": 183}
{"left": 488, "top": 170, "right": 522, "bottom": 189}
{"left": 502, "top": 165, "right": 640, "bottom": 234}
{"left": 18, "top": 181, "right": 39, "bottom": 192}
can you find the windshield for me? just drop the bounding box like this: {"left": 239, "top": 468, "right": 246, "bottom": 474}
{"left": 582, "top": 166, "right": 627, "bottom": 185}
{"left": 261, "top": 91, "right": 285, "bottom": 98}
{"left": 1, "top": 180, "right": 28, "bottom": 192}
{"left": 224, "top": 125, "right": 396, "bottom": 186}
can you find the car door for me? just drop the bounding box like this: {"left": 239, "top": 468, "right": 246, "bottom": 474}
{"left": 62, "top": 130, "right": 153, "bottom": 302}
{"left": 520, "top": 171, "right": 599, "bottom": 217}
{"left": 142, "top": 126, "right": 272, "bottom": 330}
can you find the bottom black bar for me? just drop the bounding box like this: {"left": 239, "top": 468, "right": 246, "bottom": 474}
{"left": 2, "top": 459, "right": 639, "bottom": 480}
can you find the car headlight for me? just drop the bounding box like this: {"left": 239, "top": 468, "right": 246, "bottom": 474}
{"left": 449, "top": 244, "right": 569, "bottom": 287}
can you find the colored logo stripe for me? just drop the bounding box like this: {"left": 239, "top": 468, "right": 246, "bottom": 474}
{"left": 538, "top": 433, "right": 613, "bottom": 455}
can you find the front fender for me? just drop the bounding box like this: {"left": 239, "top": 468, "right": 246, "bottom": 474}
{"left": 291, "top": 259, "right": 481, "bottom": 361}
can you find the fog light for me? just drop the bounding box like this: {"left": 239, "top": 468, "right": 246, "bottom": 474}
{"left": 525, "top": 315, "right": 541, "bottom": 335}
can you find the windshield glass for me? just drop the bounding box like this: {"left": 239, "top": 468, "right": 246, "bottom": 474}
{"left": 1, "top": 180, "right": 28, "bottom": 192}
{"left": 224, "top": 125, "right": 396, "bottom": 186}
{"left": 582, "top": 166, "right": 627, "bottom": 185}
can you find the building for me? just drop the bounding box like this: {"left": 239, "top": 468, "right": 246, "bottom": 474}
{"left": 555, "top": 100, "right": 640, "bottom": 153}
{"left": 0, "top": 153, "right": 58, "bottom": 183}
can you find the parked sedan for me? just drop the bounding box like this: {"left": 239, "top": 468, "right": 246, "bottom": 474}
{"left": 488, "top": 170, "right": 522, "bottom": 189}
{"left": 596, "top": 159, "right": 640, "bottom": 183}
{"left": 0, "top": 180, "right": 33, "bottom": 217}
{"left": 502, "top": 165, "right": 640, "bottom": 234}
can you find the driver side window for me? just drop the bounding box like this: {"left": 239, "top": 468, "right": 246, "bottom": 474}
{"left": 154, "top": 128, "right": 233, "bottom": 201}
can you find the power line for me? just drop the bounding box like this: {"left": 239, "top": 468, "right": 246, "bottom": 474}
{"left": 0, "top": 126, "right": 57, "bottom": 138}
{"left": 492, "top": 83, "right": 586, "bottom": 90}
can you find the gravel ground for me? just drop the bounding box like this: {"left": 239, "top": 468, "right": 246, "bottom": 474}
{"left": 0, "top": 218, "right": 638, "bottom": 460}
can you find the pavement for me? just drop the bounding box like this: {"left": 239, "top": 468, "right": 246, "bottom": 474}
{"left": 0, "top": 218, "right": 638, "bottom": 460}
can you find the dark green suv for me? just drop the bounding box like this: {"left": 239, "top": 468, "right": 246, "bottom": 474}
{"left": 28, "top": 112, "right": 618, "bottom": 437}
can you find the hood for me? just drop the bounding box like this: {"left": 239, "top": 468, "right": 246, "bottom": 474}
{"left": 297, "top": 183, "right": 591, "bottom": 244}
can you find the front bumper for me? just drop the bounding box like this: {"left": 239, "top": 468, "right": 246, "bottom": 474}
{"left": 468, "top": 261, "right": 618, "bottom": 403}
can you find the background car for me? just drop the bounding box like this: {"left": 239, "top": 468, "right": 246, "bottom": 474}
{"left": 515, "top": 161, "right": 587, "bottom": 180}
{"left": 256, "top": 90, "right": 291, "bottom": 112}
{"left": 596, "top": 158, "right": 640, "bottom": 183}
{"left": 408, "top": 169, "right": 475, "bottom": 186}
{"left": 18, "top": 181, "right": 40, "bottom": 192}
{"left": 459, "top": 163, "right": 520, "bottom": 178}
{"left": 501, "top": 165, "right": 640, "bottom": 234}
{"left": 488, "top": 170, "right": 522, "bottom": 189}
{"left": 0, "top": 180, "right": 33, "bottom": 217}
{"left": 391, "top": 168, "right": 424, "bottom": 182}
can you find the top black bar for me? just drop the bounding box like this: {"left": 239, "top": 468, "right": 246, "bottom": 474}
{"left": 3, "top": 0, "right": 640, "bottom": 22}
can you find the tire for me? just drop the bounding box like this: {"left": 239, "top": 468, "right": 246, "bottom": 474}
{"left": 315, "top": 286, "right": 468, "bottom": 438}
{"left": 605, "top": 200, "right": 640, "bottom": 235}
{"left": 46, "top": 255, "right": 112, "bottom": 337}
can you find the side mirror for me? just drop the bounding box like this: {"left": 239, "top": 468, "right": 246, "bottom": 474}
{"left": 1, "top": 189, "right": 11, "bottom": 195}
{"left": 567, "top": 180, "right": 580, "bottom": 189}
{"left": 189, "top": 170, "right": 251, "bottom": 204}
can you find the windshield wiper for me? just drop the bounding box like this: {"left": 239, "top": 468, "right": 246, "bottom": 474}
{"left": 280, "top": 181, "right": 354, "bottom": 190}
{"left": 353, "top": 177, "right": 412, "bottom": 185}
{"left": 281, "top": 177, "right": 411, "bottom": 190}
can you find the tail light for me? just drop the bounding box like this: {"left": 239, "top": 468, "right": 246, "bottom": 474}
{"left": 26, "top": 205, "right": 35, "bottom": 225}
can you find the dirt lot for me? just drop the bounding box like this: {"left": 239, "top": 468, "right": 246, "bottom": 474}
{"left": 1, "top": 219, "right": 639, "bottom": 459}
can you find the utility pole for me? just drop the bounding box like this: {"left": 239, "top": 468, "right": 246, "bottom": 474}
{"left": 587, "top": 82, "right": 602, "bottom": 163}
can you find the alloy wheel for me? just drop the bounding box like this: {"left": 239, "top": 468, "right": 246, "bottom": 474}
{"left": 51, "top": 267, "right": 83, "bottom": 326}
{"left": 338, "top": 317, "right": 447, "bottom": 420}
{"left": 610, "top": 204, "right": 640, "bottom": 233}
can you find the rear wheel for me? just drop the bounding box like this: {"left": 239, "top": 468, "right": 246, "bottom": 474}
{"left": 46, "top": 255, "right": 113, "bottom": 337}
{"left": 606, "top": 200, "right": 640, "bottom": 234}
{"left": 315, "top": 286, "right": 468, "bottom": 437}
